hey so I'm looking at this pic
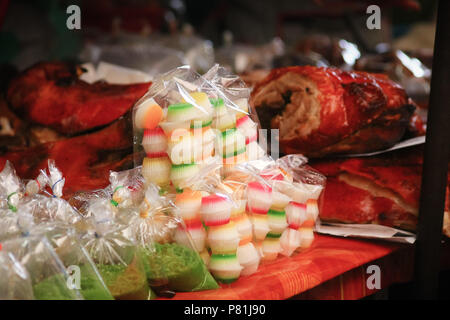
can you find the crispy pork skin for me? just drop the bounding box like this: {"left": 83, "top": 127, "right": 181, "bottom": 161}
{"left": 0, "top": 117, "right": 134, "bottom": 198}
{"left": 6, "top": 62, "right": 151, "bottom": 135}
{"left": 311, "top": 147, "right": 449, "bottom": 236}
{"left": 251, "top": 66, "right": 416, "bottom": 157}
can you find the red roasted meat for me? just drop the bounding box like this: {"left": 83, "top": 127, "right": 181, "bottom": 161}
{"left": 6, "top": 62, "right": 151, "bottom": 135}
{"left": 251, "top": 66, "right": 417, "bottom": 157}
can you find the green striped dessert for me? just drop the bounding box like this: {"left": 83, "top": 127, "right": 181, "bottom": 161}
{"left": 267, "top": 208, "right": 288, "bottom": 235}
{"left": 219, "top": 128, "right": 246, "bottom": 155}
{"left": 167, "top": 103, "right": 198, "bottom": 122}
{"left": 170, "top": 163, "right": 199, "bottom": 188}
{"left": 208, "top": 253, "right": 243, "bottom": 284}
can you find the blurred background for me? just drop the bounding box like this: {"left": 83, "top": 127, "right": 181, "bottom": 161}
{"left": 0, "top": 0, "right": 436, "bottom": 100}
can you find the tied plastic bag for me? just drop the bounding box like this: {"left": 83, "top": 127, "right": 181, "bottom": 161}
{"left": 132, "top": 65, "right": 261, "bottom": 190}
{"left": 0, "top": 209, "right": 35, "bottom": 241}
{"left": 24, "top": 160, "right": 64, "bottom": 198}
{"left": 1, "top": 236, "right": 83, "bottom": 300}
{"left": 0, "top": 206, "right": 114, "bottom": 300}
{"left": 109, "top": 167, "right": 146, "bottom": 209}
{"left": 136, "top": 183, "right": 219, "bottom": 292}
{"left": 20, "top": 194, "right": 82, "bottom": 226}
{"left": 36, "top": 225, "right": 114, "bottom": 300}
{"left": 69, "top": 184, "right": 156, "bottom": 299}
{"left": 24, "top": 171, "right": 47, "bottom": 197}
{"left": 69, "top": 188, "right": 116, "bottom": 220}
{"left": 18, "top": 161, "right": 82, "bottom": 225}
{"left": 0, "top": 251, "right": 35, "bottom": 300}
{"left": 80, "top": 219, "right": 153, "bottom": 300}
{"left": 0, "top": 161, "right": 24, "bottom": 213}
{"left": 216, "top": 163, "right": 273, "bottom": 267}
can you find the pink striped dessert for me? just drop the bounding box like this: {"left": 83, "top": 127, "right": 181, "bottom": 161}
{"left": 236, "top": 115, "right": 258, "bottom": 145}
{"left": 200, "top": 194, "right": 232, "bottom": 226}
{"left": 246, "top": 182, "right": 272, "bottom": 215}
{"left": 285, "top": 201, "right": 307, "bottom": 230}
{"left": 142, "top": 127, "right": 168, "bottom": 156}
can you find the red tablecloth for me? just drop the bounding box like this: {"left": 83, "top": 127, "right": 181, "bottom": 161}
{"left": 161, "top": 234, "right": 415, "bottom": 300}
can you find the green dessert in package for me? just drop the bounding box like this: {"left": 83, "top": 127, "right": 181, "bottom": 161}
{"left": 32, "top": 265, "right": 114, "bottom": 300}
{"left": 32, "top": 274, "right": 76, "bottom": 300}
{"left": 79, "top": 265, "right": 114, "bottom": 300}
{"left": 144, "top": 243, "right": 218, "bottom": 292}
{"left": 96, "top": 257, "right": 155, "bottom": 300}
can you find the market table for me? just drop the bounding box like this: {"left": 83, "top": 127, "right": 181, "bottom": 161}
{"left": 161, "top": 234, "right": 415, "bottom": 300}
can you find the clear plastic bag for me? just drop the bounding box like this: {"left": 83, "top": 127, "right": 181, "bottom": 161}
{"left": 0, "top": 251, "right": 35, "bottom": 300}
{"left": 1, "top": 236, "right": 83, "bottom": 300}
{"left": 109, "top": 167, "right": 146, "bottom": 209}
{"left": 215, "top": 155, "right": 325, "bottom": 263}
{"left": 135, "top": 183, "right": 219, "bottom": 293}
{"left": 37, "top": 225, "right": 114, "bottom": 300}
{"left": 80, "top": 219, "right": 152, "bottom": 300}
{"left": 0, "top": 161, "right": 24, "bottom": 213}
{"left": 18, "top": 161, "right": 82, "bottom": 226}
{"left": 0, "top": 209, "right": 35, "bottom": 241}
{"left": 132, "top": 65, "right": 261, "bottom": 190}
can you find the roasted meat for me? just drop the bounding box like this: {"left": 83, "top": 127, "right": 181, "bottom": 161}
{"left": 251, "top": 66, "right": 418, "bottom": 158}
{"left": 0, "top": 117, "right": 134, "bottom": 198}
{"left": 6, "top": 62, "right": 151, "bottom": 135}
{"left": 310, "top": 146, "right": 450, "bottom": 236}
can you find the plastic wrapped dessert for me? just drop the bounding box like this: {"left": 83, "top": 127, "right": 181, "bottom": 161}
{"left": 80, "top": 218, "right": 152, "bottom": 300}
{"left": 132, "top": 65, "right": 264, "bottom": 189}
{"left": 1, "top": 236, "right": 83, "bottom": 300}
{"left": 0, "top": 251, "right": 35, "bottom": 300}
{"left": 69, "top": 167, "right": 219, "bottom": 296}
{"left": 137, "top": 183, "right": 219, "bottom": 293}
{"left": 130, "top": 65, "right": 327, "bottom": 284}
